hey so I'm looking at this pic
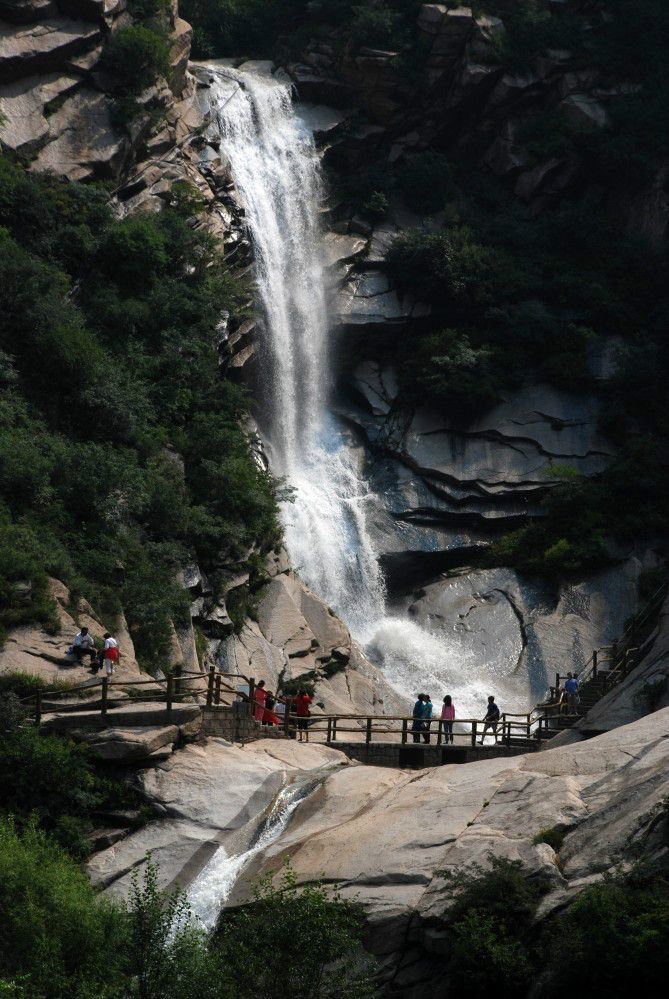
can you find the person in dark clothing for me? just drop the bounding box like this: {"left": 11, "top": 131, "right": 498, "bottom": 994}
{"left": 479, "top": 695, "right": 500, "bottom": 744}
{"left": 412, "top": 694, "right": 426, "bottom": 743}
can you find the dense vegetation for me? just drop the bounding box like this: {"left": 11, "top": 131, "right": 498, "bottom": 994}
{"left": 437, "top": 855, "right": 669, "bottom": 997}
{"left": 0, "top": 156, "right": 279, "bottom": 664}
{"left": 0, "top": 820, "right": 375, "bottom": 998}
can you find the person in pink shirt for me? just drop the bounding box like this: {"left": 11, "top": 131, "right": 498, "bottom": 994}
{"left": 441, "top": 694, "right": 455, "bottom": 744}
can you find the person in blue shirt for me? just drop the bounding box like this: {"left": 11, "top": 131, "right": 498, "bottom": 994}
{"left": 412, "top": 694, "right": 426, "bottom": 743}
{"left": 422, "top": 695, "right": 434, "bottom": 744}
{"left": 564, "top": 673, "right": 580, "bottom": 714}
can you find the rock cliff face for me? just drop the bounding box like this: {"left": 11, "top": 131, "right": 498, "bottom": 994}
{"left": 0, "top": 5, "right": 404, "bottom": 721}
{"left": 87, "top": 707, "right": 669, "bottom": 992}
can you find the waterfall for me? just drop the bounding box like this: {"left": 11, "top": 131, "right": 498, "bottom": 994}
{"left": 209, "top": 67, "right": 386, "bottom": 633}
{"left": 187, "top": 773, "right": 325, "bottom": 931}
{"left": 209, "top": 65, "right": 529, "bottom": 716}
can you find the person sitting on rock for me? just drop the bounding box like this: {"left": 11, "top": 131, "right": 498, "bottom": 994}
{"left": 102, "top": 632, "right": 119, "bottom": 677}
{"left": 479, "top": 695, "right": 500, "bottom": 745}
{"left": 412, "top": 694, "right": 426, "bottom": 744}
{"left": 254, "top": 679, "right": 267, "bottom": 722}
{"left": 70, "top": 627, "right": 96, "bottom": 664}
{"left": 441, "top": 695, "right": 456, "bottom": 744}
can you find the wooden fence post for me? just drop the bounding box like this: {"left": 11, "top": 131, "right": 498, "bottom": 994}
{"left": 471, "top": 720, "right": 477, "bottom": 747}
{"left": 35, "top": 689, "right": 42, "bottom": 726}
{"left": 248, "top": 677, "right": 256, "bottom": 719}
{"left": 174, "top": 664, "right": 182, "bottom": 697}
{"left": 436, "top": 720, "right": 443, "bottom": 747}
{"left": 592, "top": 649, "right": 598, "bottom": 677}
{"left": 206, "top": 666, "right": 215, "bottom": 707}
{"left": 332, "top": 717, "right": 337, "bottom": 742}
{"left": 401, "top": 719, "right": 408, "bottom": 745}
{"left": 166, "top": 674, "right": 173, "bottom": 721}
{"left": 214, "top": 674, "right": 221, "bottom": 705}
{"left": 327, "top": 717, "right": 332, "bottom": 742}
{"left": 101, "top": 676, "right": 108, "bottom": 719}
{"left": 366, "top": 717, "right": 372, "bottom": 746}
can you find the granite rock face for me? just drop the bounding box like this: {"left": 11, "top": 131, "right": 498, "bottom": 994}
{"left": 244, "top": 708, "right": 669, "bottom": 990}
{"left": 87, "top": 738, "right": 349, "bottom": 895}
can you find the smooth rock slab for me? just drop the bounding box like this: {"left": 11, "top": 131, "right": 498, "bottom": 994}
{"left": 82, "top": 724, "right": 179, "bottom": 762}
{"left": 0, "top": 18, "right": 100, "bottom": 82}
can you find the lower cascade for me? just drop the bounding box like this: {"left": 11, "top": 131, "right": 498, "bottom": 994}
{"left": 186, "top": 770, "right": 332, "bottom": 931}
{"left": 209, "top": 65, "right": 529, "bottom": 715}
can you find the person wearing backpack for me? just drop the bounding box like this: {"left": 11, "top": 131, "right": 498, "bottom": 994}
{"left": 479, "top": 695, "right": 500, "bottom": 744}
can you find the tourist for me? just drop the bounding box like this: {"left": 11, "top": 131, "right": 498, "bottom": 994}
{"left": 70, "top": 626, "right": 96, "bottom": 664}
{"left": 262, "top": 691, "right": 280, "bottom": 727}
{"left": 275, "top": 697, "right": 286, "bottom": 726}
{"left": 412, "top": 694, "right": 426, "bottom": 744}
{"left": 254, "top": 679, "right": 267, "bottom": 722}
{"left": 102, "top": 632, "right": 119, "bottom": 677}
{"left": 478, "top": 695, "right": 500, "bottom": 744}
{"left": 564, "top": 672, "right": 580, "bottom": 714}
{"left": 295, "top": 689, "right": 312, "bottom": 743}
{"left": 441, "top": 694, "right": 455, "bottom": 744}
{"left": 423, "top": 695, "right": 433, "bottom": 744}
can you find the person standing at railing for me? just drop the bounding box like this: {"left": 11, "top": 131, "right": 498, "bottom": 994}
{"left": 478, "top": 695, "right": 500, "bottom": 745}
{"left": 423, "top": 695, "right": 433, "bottom": 744}
{"left": 412, "top": 694, "right": 426, "bottom": 743}
{"left": 564, "top": 673, "right": 580, "bottom": 715}
{"left": 441, "top": 695, "right": 455, "bottom": 744}
{"left": 254, "top": 679, "right": 267, "bottom": 722}
{"left": 295, "top": 689, "right": 312, "bottom": 743}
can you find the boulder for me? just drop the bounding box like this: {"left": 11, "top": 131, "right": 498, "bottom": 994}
{"left": 82, "top": 724, "right": 179, "bottom": 762}
{"left": 0, "top": 70, "right": 80, "bottom": 154}
{"left": 0, "top": 17, "right": 101, "bottom": 83}
{"left": 87, "top": 738, "right": 349, "bottom": 896}
{"left": 169, "top": 16, "right": 191, "bottom": 97}
{"left": 0, "top": 578, "right": 145, "bottom": 687}
{"left": 30, "top": 87, "right": 129, "bottom": 180}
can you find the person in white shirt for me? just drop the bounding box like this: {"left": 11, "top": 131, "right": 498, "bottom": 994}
{"left": 71, "top": 627, "right": 96, "bottom": 664}
{"left": 102, "top": 633, "right": 119, "bottom": 677}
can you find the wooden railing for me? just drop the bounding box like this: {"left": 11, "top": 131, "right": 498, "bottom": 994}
{"left": 277, "top": 711, "right": 537, "bottom": 748}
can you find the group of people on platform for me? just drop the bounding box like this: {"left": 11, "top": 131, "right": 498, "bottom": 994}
{"left": 412, "top": 693, "right": 501, "bottom": 745}
{"left": 253, "top": 681, "right": 313, "bottom": 742}
{"left": 68, "top": 627, "right": 119, "bottom": 676}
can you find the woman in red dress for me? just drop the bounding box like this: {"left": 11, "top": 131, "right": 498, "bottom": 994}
{"left": 254, "top": 679, "right": 267, "bottom": 722}
{"left": 262, "top": 691, "right": 280, "bottom": 726}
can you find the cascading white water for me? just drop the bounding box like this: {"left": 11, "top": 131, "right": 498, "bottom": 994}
{"left": 210, "top": 66, "right": 529, "bottom": 716}
{"left": 187, "top": 775, "right": 323, "bottom": 931}
{"left": 210, "top": 67, "right": 386, "bottom": 633}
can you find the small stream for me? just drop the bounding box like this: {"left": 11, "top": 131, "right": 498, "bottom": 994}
{"left": 186, "top": 768, "right": 331, "bottom": 931}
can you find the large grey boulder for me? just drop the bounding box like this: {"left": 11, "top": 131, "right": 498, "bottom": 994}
{"left": 0, "top": 17, "right": 101, "bottom": 82}
{"left": 87, "top": 738, "right": 349, "bottom": 896}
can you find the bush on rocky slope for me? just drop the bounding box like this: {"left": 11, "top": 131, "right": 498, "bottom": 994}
{"left": 0, "top": 157, "right": 279, "bottom": 666}
{"left": 0, "top": 826, "right": 375, "bottom": 999}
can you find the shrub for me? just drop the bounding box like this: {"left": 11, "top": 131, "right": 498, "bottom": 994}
{"left": 215, "top": 863, "right": 377, "bottom": 998}
{"left": 543, "top": 868, "right": 669, "bottom": 995}
{"left": 397, "top": 151, "right": 455, "bottom": 214}
{"left": 0, "top": 819, "right": 125, "bottom": 999}
{"left": 442, "top": 856, "right": 550, "bottom": 998}
{"left": 103, "top": 25, "right": 171, "bottom": 97}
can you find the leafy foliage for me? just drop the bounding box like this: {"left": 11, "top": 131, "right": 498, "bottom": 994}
{"left": 0, "top": 157, "right": 278, "bottom": 666}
